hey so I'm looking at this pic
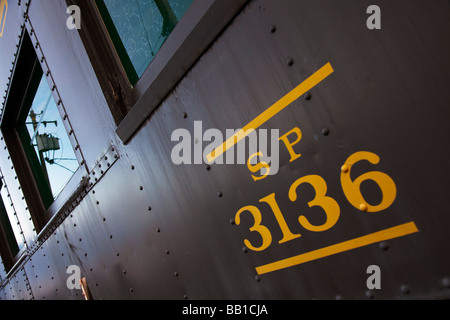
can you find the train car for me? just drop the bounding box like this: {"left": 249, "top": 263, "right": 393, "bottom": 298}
{"left": 0, "top": 0, "right": 449, "bottom": 301}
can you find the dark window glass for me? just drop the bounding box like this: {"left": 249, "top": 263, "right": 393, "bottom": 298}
{"left": 0, "top": 181, "right": 20, "bottom": 259}
{"left": 0, "top": 181, "right": 25, "bottom": 255}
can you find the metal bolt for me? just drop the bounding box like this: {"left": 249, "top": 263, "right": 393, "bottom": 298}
{"left": 286, "top": 57, "right": 294, "bottom": 66}
{"left": 379, "top": 241, "right": 389, "bottom": 251}
{"left": 321, "top": 127, "right": 330, "bottom": 136}
{"left": 304, "top": 92, "right": 312, "bottom": 100}
{"left": 365, "top": 290, "right": 374, "bottom": 299}
{"left": 441, "top": 277, "right": 450, "bottom": 288}
{"left": 400, "top": 284, "right": 410, "bottom": 294}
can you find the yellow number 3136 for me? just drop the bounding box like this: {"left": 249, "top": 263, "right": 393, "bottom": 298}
{"left": 235, "top": 151, "right": 397, "bottom": 252}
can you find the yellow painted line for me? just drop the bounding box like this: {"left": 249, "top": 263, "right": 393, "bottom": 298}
{"left": 255, "top": 221, "right": 419, "bottom": 275}
{"left": 206, "top": 62, "right": 334, "bottom": 163}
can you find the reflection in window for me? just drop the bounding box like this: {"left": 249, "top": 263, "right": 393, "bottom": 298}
{"left": 20, "top": 74, "right": 78, "bottom": 205}
{"left": 96, "top": 0, "right": 194, "bottom": 84}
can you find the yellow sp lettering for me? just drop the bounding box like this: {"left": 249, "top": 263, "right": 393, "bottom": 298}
{"left": 279, "top": 127, "right": 302, "bottom": 162}
{"left": 247, "top": 152, "right": 271, "bottom": 181}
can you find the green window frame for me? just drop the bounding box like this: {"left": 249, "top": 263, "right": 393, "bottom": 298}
{"left": 69, "top": 0, "right": 247, "bottom": 140}
{"left": 94, "top": 0, "right": 139, "bottom": 85}
{"left": 94, "top": 0, "right": 194, "bottom": 86}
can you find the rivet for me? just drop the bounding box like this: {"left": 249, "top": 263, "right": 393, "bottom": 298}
{"left": 321, "top": 128, "right": 330, "bottom": 136}
{"left": 184, "top": 294, "right": 188, "bottom": 300}
{"left": 217, "top": 191, "right": 223, "bottom": 198}
{"left": 139, "top": 186, "right": 143, "bottom": 191}
{"left": 229, "top": 218, "right": 235, "bottom": 225}
{"left": 359, "top": 203, "right": 368, "bottom": 212}
{"left": 304, "top": 92, "right": 312, "bottom": 100}
{"left": 441, "top": 277, "right": 450, "bottom": 288}
{"left": 400, "top": 285, "right": 410, "bottom": 294}
{"left": 255, "top": 275, "right": 261, "bottom": 282}
{"left": 206, "top": 165, "right": 211, "bottom": 171}
{"left": 174, "top": 272, "right": 179, "bottom": 277}
{"left": 379, "top": 241, "right": 389, "bottom": 251}
{"left": 269, "top": 24, "right": 277, "bottom": 33}
{"left": 148, "top": 206, "right": 152, "bottom": 211}
{"left": 156, "top": 228, "right": 160, "bottom": 233}
{"left": 165, "top": 250, "right": 170, "bottom": 255}
{"left": 183, "top": 112, "right": 187, "bottom": 119}
{"left": 286, "top": 57, "right": 294, "bottom": 67}
{"left": 242, "top": 247, "right": 248, "bottom": 254}
{"left": 365, "top": 290, "right": 374, "bottom": 299}
{"left": 341, "top": 165, "right": 349, "bottom": 173}
{"left": 131, "top": 165, "right": 135, "bottom": 170}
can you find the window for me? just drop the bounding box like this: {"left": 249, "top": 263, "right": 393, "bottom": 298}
{"left": 95, "top": 0, "right": 194, "bottom": 85}
{"left": 8, "top": 62, "right": 78, "bottom": 211}
{"left": 0, "top": 180, "right": 21, "bottom": 271}
{"left": 70, "top": 0, "right": 247, "bottom": 142}
{"left": 21, "top": 72, "right": 78, "bottom": 203}
{"left": 1, "top": 32, "right": 80, "bottom": 232}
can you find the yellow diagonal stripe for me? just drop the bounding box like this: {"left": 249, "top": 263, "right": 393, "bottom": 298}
{"left": 256, "top": 221, "right": 419, "bottom": 275}
{"left": 206, "top": 62, "right": 334, "bottom": 163}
